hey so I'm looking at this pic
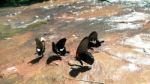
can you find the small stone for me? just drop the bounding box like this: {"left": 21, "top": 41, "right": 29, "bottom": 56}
{"left": 68, "top": 60, "right": 75, "bottom": 66}
{"left": 68, "top": 60, "right": 79, "bottom": 66}
{"left": 0, "top": 74, "right": 3, "bottom": 79}
{"left": 35, "top": 15, "right": 39, "bottom": 19}
{"left": 8, "top": 19, "right": 11, "bottom": 22}
{"left": 21, "top": 22, "right": 25, "bottom": 24}
{"left": 40, "top": 37, "right": 46, "bottom": 42}
{"left": 6, "top": 66, "right": 17, "bottom": 72}
{"left": 53, "top": 61, "right": 60, "bottom": 65}
{"left": 45, "top": 15, "right": 51, "bottom": 21}
{"left": 4, "top": 38, "right": 12, "bottom": 40}
{"left": 43, "top": 6, "right": 49, "bottom": 9}
{"left": 72, "top": 34, "right": 78, "bottom": 39}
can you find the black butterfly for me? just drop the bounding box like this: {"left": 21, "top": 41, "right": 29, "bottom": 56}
{"left": 52, "top": 38, "right": 69, "bottom": 56}
{"left": 76, "top": 37, "right": 94, "bottom": 66}
{"left": 88, "top": 31, "right": 104, "bottom": 49}
{"left": 35, "top": 37, "right": 45, "bottom": 57}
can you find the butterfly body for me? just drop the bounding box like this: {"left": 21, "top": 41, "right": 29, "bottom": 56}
{"left": 35, "top": 37, "right": 45, "bottom": 57}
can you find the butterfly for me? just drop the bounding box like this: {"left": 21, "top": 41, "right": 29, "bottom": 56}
{"left": 52, "top": 38, "right": 69, "bottom": 56}
{"left": 88, "top": 31, "right": 104, "bottom": 50}
{"left": 35, "top": 37, "right": 45, "bottom": 57}
{"left": 76, "top": 37, "right": 94, "bottom": 66}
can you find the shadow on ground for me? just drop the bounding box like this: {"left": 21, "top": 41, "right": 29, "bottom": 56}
{"left": 69, "top": 66, "right": 91, "bottom": 77}
{"left": 46, "top": 55, "right": 62, "bottom": 64}
{"left": 28, "top": 56, "right": 43, "bottom": 64}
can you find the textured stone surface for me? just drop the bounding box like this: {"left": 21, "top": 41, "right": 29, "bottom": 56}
{"left": 0, "top": 0, "right": 150, "bottom": 84}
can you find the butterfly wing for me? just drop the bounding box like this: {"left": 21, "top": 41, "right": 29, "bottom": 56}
{"left": 79, "top": 52, "right": 94, "bottom": 65}
{"left": 76, "top": 37, "right": 95, "bottom": 65}
{"left": 56, "top": 38, "right": 67, "bottom": 48}
{"left": 76, "top": 37, "right": 89, "bottom": 57}
{"left": 89, "top": 31, "right": 98, "bottom": 41}
{"left": 52, "top": 42, "right": 59, "bottom": 54}
{"left": 35, "top": 38, "right": 43, "bottom": 48}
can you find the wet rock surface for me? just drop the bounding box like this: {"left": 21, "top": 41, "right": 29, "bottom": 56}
{"left": 0, "top": 0, "right": 150, "bottom": 84}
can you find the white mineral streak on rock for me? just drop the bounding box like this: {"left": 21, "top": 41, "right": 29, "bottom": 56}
{"left": 120, "top": 63, "right": 141, "bottom": 72}
{"left": 106, "top": 12, "right": 150, "bottom": 31}
{"left": 80, "top": 61, "right": 103, "bottom": 84}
